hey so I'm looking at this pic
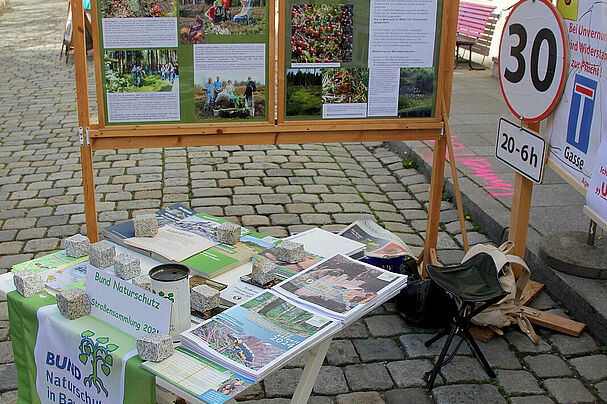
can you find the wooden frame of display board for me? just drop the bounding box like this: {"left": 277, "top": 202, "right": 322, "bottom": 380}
{"left": 71, "top": 0, "right": 461, "bottom": 270}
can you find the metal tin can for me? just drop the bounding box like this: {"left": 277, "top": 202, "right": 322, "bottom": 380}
{"left": 149, "top": 263, "right": 190, "bottom": 339}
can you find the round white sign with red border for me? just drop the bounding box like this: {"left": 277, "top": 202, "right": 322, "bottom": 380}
{"left": 499, "top": 0, "right": 569, "bottom": 123}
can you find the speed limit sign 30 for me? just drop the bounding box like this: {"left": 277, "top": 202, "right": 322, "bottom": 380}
{"left": 499, "top": 0, "right": 569, "bottom": 122}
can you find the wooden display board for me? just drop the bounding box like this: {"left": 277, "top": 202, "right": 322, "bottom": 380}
{"left": 71, "top": 0, "right": 460, "bottom": 268}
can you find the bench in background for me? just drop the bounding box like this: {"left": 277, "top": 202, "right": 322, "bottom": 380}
{"left": 456, "top": 2, "right": 498, "bottom": 70}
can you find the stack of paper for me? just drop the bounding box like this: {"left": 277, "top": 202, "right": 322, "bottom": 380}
{"left": 180, "top": 290, "right": 338, "bottom": 381}
{"left": 273, "top": 254, "right": 408, "bottom": 323}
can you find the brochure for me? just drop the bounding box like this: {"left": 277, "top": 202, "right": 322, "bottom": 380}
{"left": 42, "top": 260, "right": 89, "bottom": 291}
{"left": 273, "top": 254, "right": 408, "bottom": 322}
{"left": 102, "top": 202, "right": 197, "bottom": 246}
{"left": 338, "top": 219, "right": 414, "bottom": 259}
{"left": 12, "top": 250, "right": 88, "bottom": 275}
{"left": 141, "top": 347, "right": 253, "bottom": 404}
{"left": 180, "top": 290, "right": 338, "bottom": 381}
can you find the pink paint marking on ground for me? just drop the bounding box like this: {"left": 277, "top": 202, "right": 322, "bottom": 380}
{"left": 428, "top": 136, "right": 515, "bottom": 197}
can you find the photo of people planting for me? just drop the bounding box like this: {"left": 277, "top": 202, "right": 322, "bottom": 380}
{"left": 104, "top": 49, "right": 179, "bottom": 93}
{"left": 101, "top": 0, "right": 177, "bottom": 18}
{"left": 286, "top": 68, "right": 322, "bottom": 117}
{"left": 180, "top": 0, "right": 266, "bottom": 42}
{"left": 398, "top": 68, "right": 435, "bottom": 118}
{"left": 194, "top": 72, "right": 265, "bottom": 120}
{"left": 322, "top": 68, "right": 368, "bottom": 104}
{"left": 290, "top": 4, "right": 353, "bottom": 64}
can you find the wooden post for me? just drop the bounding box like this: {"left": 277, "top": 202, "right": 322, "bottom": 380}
{"left": 423, "top": 134, "right": 447, "bottom": 275}
{"left": 442, "top": 96, "right": 469, "bottom": 251}
{"left": 508, "top": 121, "right": 539, "bottom": 275}
{"left": 72, "top": 0, "right": 98, "bottom": 242}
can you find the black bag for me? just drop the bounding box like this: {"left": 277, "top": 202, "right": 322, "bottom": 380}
{"left": 396, "top": 275, "right": 457, "bottom": 329}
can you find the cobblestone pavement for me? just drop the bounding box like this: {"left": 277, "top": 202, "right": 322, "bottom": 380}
{"left": 1, "top": 0, "right": 606, "bottom": 403}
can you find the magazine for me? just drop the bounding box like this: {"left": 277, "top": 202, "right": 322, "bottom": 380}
{"left": 273, "top": 254, "right": 408, "bottom": 322}
{"left": 338, "top": 219, "right": 414, "bottom": 258}
{"left": 141, "top": 347, "right": 253, "bottom": 404}
{"left": 180, "top": 290, "right": 339, "bottom": 381}
{"left": 286, "top": 228, "right": 366, "bottom": 259}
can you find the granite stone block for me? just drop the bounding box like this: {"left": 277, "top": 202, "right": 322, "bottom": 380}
{"left": 88, "top": 240, "right": 116, "bottom": 269}
{"left": 132, "top": 274, "right": 152, "bottom": 291}
{"left": 64, "top": 234, "right": 90, "bottom": 258}
{"left": 216, "top": 222, "right": 240, "bottom": 245}
{"left": 13, "top": 270, "right": 44, "bottom": 297}
{"left": 57, "top": 289, "right": 91, "bottom": 320}
{"left": 136, "top": 334, "right": 173, "bottom": 362}
{"left": 190, "top": 285, "right": 220, "bottom": 312}
{"left": 133, "top": 214, "right": 158, "bottom": 238}
{"left": 275, "top": 240, "right": 305, "bottom": 263}
{"left": 112, "top": 253, "right": 140, "bottom": 280}
{"left": 251, "top": 256, "right": 276, "bottom": 285}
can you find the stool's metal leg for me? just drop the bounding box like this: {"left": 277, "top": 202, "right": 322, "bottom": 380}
{"left": 424, "top": 323, "right": 458, "bottom": 390}
{"left": 425, "top": 326, "right": 450, "bottom": 347}
{"left": 463, "top": 328, "right": 496, "bottom": 378}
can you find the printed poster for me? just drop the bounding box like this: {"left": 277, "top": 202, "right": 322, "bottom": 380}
{"left": 546, "top": 0, "right": 607, "bottom": 189}
{"left": 284, "top": 0, "right": 440, "bottom": 120}
{"left": 97, "top": 0, "right": 270, "bottom": 124}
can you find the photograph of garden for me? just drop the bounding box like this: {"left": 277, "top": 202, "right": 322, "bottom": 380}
{"left": 193, "top": 72, "right": 265, "bottom": 120}
{"left": 398, "top": 67, "right": 435, "bottom": 118}
{"left": 179, "top": 0, "right": 266, "bottom": 39}
{"left": 104, "top": 49, "right": 179, "bottom": 93}
{"left": 285, "top": 68, "right": 322, "bottom": 117}
{"left": 290, "top": 4, "right": 353, "bottom": 64}
{"left": 322, "top": 68, "right": 368, "bottom": 104}
{"left": 101, "top": 0, "right": 177, "bottom": 18}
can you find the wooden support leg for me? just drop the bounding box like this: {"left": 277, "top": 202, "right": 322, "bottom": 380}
{"left": 72, "top": 0, "right": 98, "bottom": 242}
{"left": 423, "top": 135, "right": 447, "bottom": 277}
{"left": 81, "top": 141, "right": 98, "bottom": 242}
{"left": 442, "top": 96, "right": 469, "bottom": 252}
{"left": 290, "top": 337, "right": 332, "bottom": 403}
{"left": 508, "top": 173, "right": 533, "bottom": 277}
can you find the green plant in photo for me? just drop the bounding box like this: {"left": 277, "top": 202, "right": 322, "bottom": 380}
{"left": 441, "top": 190, "right": 453, "bottom": 202}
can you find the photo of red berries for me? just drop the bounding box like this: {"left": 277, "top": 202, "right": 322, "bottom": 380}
{"left": 101, "top": 0, "right": 177, "bottom": 18}
{"left": 290, "top": 4, "right": 353, "bottom": 64}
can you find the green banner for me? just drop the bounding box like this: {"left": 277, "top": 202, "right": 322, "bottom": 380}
{"left": 7, "top": 291, "right": 155, "bottom": 404}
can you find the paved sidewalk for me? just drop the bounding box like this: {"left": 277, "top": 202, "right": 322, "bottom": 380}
{"left": 389, "top": 68, "right": 607, "bottom": 347}
{"left": 1, "top": 1, "right": 606, "bottom": 403}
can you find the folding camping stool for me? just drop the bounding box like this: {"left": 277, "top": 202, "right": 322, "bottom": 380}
{"left": 422, "top": 253, "right": 508, "bottom": 389}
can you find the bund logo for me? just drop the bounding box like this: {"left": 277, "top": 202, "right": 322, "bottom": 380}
{"left": 557, "top": 0, "right": 579, "bottom": 20}
{"left": 78, "top": 330, "right": 119, "bottom": 397}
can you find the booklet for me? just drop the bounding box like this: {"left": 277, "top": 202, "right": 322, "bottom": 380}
{"left": 180, "top": 290, "right": 339, "bottom": 381}
{"left": 124, "top": 225, "right": 218, "bottom": 262}
{"left": 273, "top": 254, "right": 408, "bottom": 322}
{"left": 338, "top": 219, "right": 414, "bottom": 259}
{"left": 141, "top": 347, "right": 253, "bottom": 404}
{"left": 42, "top": 260, "right": 89, "bottom": 291}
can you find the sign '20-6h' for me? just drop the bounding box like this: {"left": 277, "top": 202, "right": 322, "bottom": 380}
{"left": 499, "top": 0, "right": 569, "bottom": 123}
